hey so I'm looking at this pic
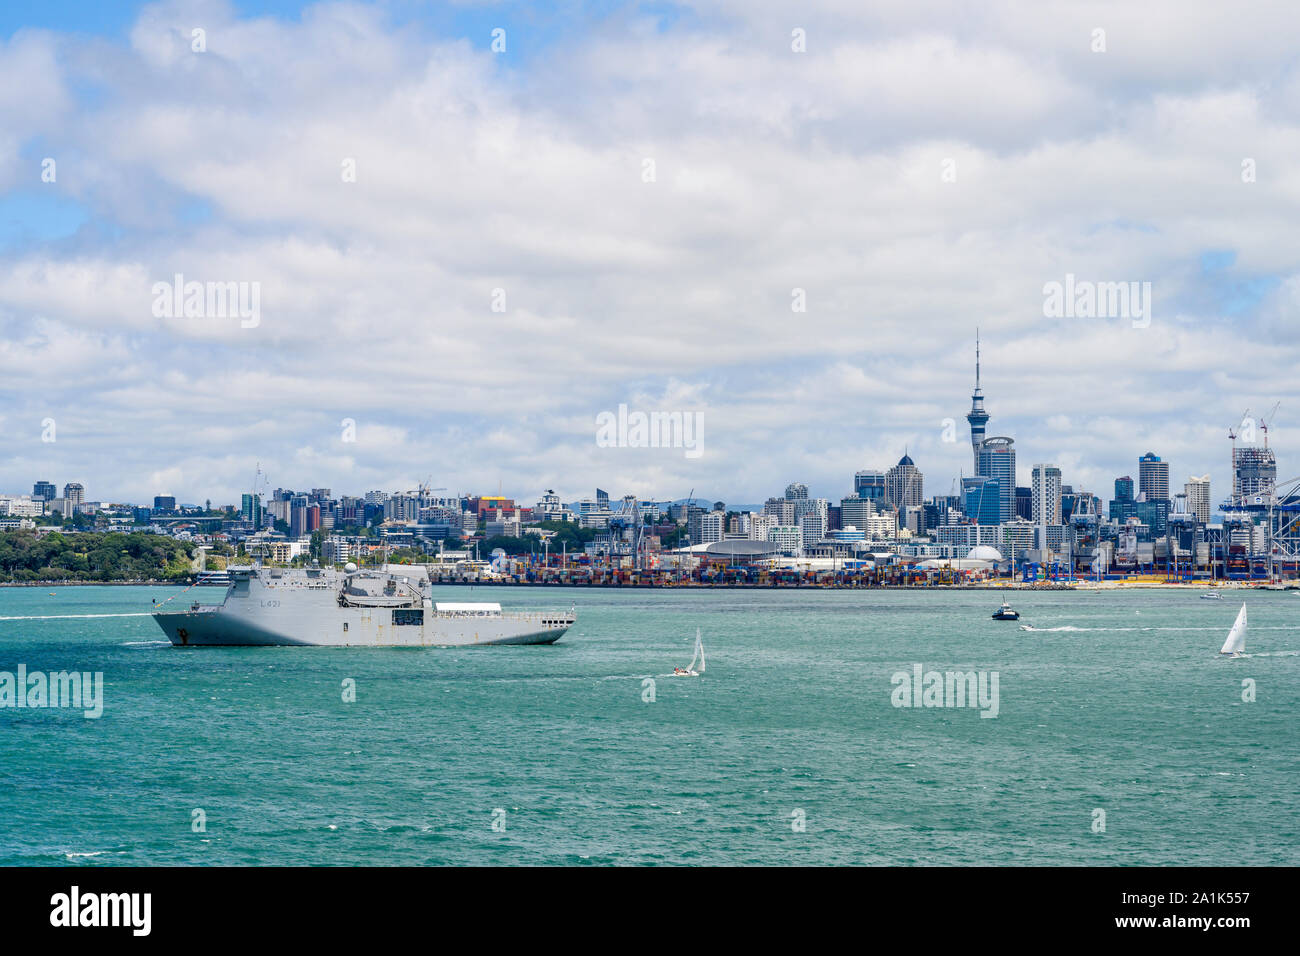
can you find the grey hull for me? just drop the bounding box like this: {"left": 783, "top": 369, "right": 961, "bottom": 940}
{"left": 153, "top": 566, "right": 574, "bottom": 647}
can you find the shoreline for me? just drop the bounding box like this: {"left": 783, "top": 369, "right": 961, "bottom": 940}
{"left": 1, "top": 578, "right": 1293, "bottom": 592}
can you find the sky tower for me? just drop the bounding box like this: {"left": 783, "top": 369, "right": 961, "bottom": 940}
{"left": 966, "top": 330, "right": 990, "bottom": 474}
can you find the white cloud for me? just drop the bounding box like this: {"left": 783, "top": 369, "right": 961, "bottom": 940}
{"left": 0, "top": 0, "right": 1298, "bottom": 508}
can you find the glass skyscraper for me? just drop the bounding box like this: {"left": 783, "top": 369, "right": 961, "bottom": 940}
{"left": 976, "top": 436, "right": 1016, "bottom": 524}
{"left": 962, "top": 476, "right": 1001, "bottom": 525}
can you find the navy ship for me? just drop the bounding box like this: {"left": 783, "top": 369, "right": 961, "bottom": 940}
{"left": 153, "top": 565, "right": 575, "bottom": 647}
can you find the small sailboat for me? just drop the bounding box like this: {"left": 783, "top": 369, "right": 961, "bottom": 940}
{"left": 1219, "top": 603, "right": 1247, "bottom": 657}
{"left": 1200, "top": 590, "right": 1222, "bottom": 601}
{"left": 673, "top": 628, "right": 706, "bottom": 676}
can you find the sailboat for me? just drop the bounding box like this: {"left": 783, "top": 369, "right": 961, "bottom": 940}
{"left": 1219, "top": 603, "right": 1247, "bottom": 657}
{"left": 673, "top": 628, "right": 706, "bottom": 676}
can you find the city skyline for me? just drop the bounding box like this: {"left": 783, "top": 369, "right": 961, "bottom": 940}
{"left": 3, "top": 1, "right": 1299, "bottom": 506}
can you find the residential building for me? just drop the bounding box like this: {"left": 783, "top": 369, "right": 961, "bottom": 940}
{"left": 1032, "top": 463, "right": 1063, "bottom": 526}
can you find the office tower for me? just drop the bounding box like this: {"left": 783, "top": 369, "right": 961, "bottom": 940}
{"left": 1110, "top": 474, "right": 1168, "bottom": 535}
{"left": 241, "top": 493, "right": 263, "bottom": 526}
{"left": 1032, "top": 464, "right": 1063, "bottom": 525}
{"left": 885, "top": 454, "right": 923, "bottom": 510}
{"left": 965, "top": 331, "right": 990, "bottom": 475}
{"left": 1138, "top": 452, "right": 1170, "bottom": 502}
{"left": 962, "top": 476, "right": 1001, "bottom": 526}
{"left": 290, "top": 495, "right": 309, "bottom": 538}
{"left": 840, "top": 496, "right": 874, "bottom": 531}
{"left": 1184, "top": 476, "right": 1211, "bottom": 523}
{"left": 153, "top": 495, "right": 176, "bottom": 511}
{"left": 853, "top": 470, "right": 886, "bottom": 503}
{"left": 33, "top": 481, "right": 56, "bottom": 501}
{"left": 1015, "top": 486, "right": 1033, "bottom": 520}
{"left": 976, "top": 436, "right": 1016, "bottom": 524}
{"left": 596, "top": 488, "right": 610, "bottom": 511}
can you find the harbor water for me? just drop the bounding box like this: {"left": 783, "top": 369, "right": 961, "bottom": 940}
{"left": 0, "top": 585, "right": 1295, "bottom": 865}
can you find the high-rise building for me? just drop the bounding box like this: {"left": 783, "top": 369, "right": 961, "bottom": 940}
{"left": 799, "top": 509, "right": 827, "bottom": 548}
{"left": 384, "top": 495, "right": 419, "bottom": 524}
{"left": 289, "top": 495, "right": 310, "bottom": 538}
{"left": 241, "top": 493, "right": 263, "bottom": 527}
{"left": 1032, "top": 464, "right": 1063, "bottom": 526}
{"left": 747, "top": 512, "right": 775, "bottom": 541}
{"left": 976, "top": 437, "right": 1016, "bottom": 524}
{"left": 853, "top": 471, "right": 886, "bottom": 504}
{"left": 1184, "top": 476, "right": 1211, "bottom": 523}
{"left": 33, "top": 481, "right": 56, "bottom": 501}
{"left": 153, "top": 495, "right": 176, "bottom": 511}
{"left": 763, "top": 497, "right": 796, "bottom": 525}
{"left": 1138, "top": 452, "right": 1170, "bottom": 503}
{"left": 840, "top": 496, "right": 875, "bottom": 531}
{"left": 596, "top": 488, "right": 610, "bottom": 511}
{"left": 1110, "top": 476, "right": 1168, "bottom": 534}
{"left": 962, "top": 476, "right": 1001, "bottom": 526}
{"left": 784, "top": 482, "right": 809, "bottom": 501}
{"left": 1015, "top": 486, "right": 1033, "bottom": 520}
{"left": 695, "top": 510, "right": 725, "bottom": 544}
{"left": 885, "top": 454, "right": 923, "bottom": 510}
{"left": 965, "top": 331, "right": 990, "bottom": 475}
{"left": 63, "top": 483, "right": 84, "bottom": 508}
{"left": 1232, "top": 446, "right": 1276, "bottom": 503}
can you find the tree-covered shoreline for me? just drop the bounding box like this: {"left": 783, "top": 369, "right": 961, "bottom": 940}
{"left": 0, "top": 530, "right": 194, "bottom": 583}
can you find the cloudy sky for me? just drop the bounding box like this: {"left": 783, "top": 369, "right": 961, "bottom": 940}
{"left": 2, "top": 0, "right": 1298, "bottom": 509}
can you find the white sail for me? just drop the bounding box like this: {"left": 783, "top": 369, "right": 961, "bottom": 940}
{"left": 1219, "top": 604, "right": 1247, "bottom": 655}
{"left": 696, "top": 629, "right": 706, "bottom": 674}
{"left": 686, "top": 628, "right": 701, "bottom": 672}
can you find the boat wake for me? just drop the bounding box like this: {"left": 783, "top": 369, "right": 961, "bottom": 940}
{"left": 122, "top": 640, "right": 171, "bottom": 648}
{"left": 1020, "top": 623, "right": 1294, "bottom": 633}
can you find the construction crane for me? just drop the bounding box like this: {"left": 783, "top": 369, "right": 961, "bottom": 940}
{"left": 1260, "top": 402, "right": 1281, "bottom": 447}
{"left": 1228, "top": 409, "right": 1250, "bottom": 508}
{"left": 417, "top": 476, "right": 447, "bottom": 504}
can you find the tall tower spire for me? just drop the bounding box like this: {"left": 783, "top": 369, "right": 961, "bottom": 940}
{"left": 966, "top": 329, "right": 989, "bottom": 475}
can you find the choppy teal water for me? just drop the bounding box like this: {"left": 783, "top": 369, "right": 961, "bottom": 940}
{"left": 0, "top": 585, "right": 1295, "bottom": 866}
